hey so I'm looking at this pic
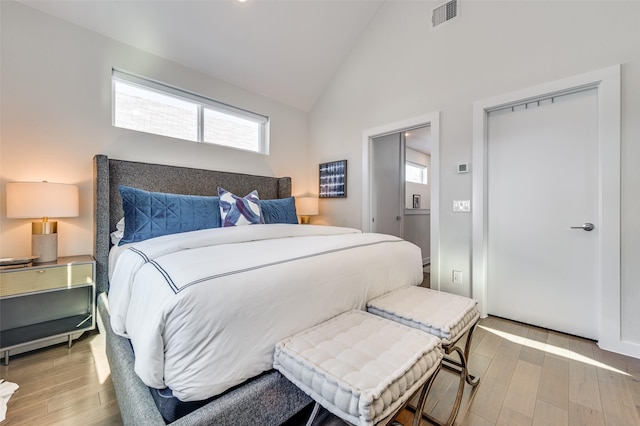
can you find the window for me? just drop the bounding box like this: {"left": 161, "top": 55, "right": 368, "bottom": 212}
{"left": 112, "top": 70, "right": 269, "bottom": 154}
{"left": 405, "top": 162, "right": 427, "bottom": 184}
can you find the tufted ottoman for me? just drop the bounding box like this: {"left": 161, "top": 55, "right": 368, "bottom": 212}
{"left": 273, "top": 310, "right": 443, "bottom": 426}
{"left": 367, "top": 286, "right": 481, "bottom": 426}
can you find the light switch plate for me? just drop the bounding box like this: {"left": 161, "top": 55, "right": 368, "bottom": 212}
{"left": 453, "top": 200, "right": 471, "bottom": 212}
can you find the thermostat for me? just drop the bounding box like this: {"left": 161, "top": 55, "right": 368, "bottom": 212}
{"left": 457, "top": 163, "right": 470, "bottom": 173}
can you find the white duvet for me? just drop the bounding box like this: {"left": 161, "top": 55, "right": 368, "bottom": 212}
{"left": 108, "top": 224, "right": 422, "bottom": 401}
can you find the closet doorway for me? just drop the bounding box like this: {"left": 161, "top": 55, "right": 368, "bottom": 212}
{"left": 371, "top": 127, "right": 431, "bottom": 261}
{"left": 363, "top": 112, "right": 440, "bottom": 288}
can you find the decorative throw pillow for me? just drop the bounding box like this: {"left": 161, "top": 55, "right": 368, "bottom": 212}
{"left": 218, "top": 188, "right": 262, "bottom": 227}
{"left": 110, "top": 218, "right": 126, "bottom": 245}
{"left": 119, "top": 186, "right": 221, "bottom": 245}
{"left": 259, "top": 197, "right": 298, "bottom": 224}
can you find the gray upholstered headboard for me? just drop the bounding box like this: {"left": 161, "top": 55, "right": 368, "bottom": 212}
{"left": 93, "top": 154, "right": 292, "bottom": 294}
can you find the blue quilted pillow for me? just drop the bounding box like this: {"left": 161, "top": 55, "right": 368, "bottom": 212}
{"left": 259, "top": 197, "right": 298, "bottom": 224}
{"left": 218, "top": 188, "right": 262, "bottom": 226}
{"left": 119, "top": 186, "right": 221, "bottom": 245}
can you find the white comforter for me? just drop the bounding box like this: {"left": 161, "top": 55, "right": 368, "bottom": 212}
{"left": 108, "top": 224, "right": 422, "bottom": 401}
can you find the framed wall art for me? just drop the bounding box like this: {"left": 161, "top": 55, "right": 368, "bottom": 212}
{"left": 319, "top": 160, "right": 347, "bottom": 198}
{"left": 413, "top": 194, "right": 421, "bottom": 209}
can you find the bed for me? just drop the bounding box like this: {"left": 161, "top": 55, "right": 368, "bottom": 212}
{"left": 93, "top": 155, "right": 423, "bottom": 425}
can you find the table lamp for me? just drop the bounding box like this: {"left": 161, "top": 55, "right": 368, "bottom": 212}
{"left": 6, "top": 181, "right": 79, "bottom": 263}
{"left": 296, "top": 196, "right": 318, "bottom": 224}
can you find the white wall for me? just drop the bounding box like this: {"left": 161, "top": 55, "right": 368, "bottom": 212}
{"left": 0, "top": 2, "right": 311, "bottom": 258}
{"left": 404, "top": 212, "right": 430, "bottom": 264}
{"left": 405, "top": 148, "right": 430, "bottom": 263}
{"left": 309, "top": 1, "right": 640, "bottom": 344}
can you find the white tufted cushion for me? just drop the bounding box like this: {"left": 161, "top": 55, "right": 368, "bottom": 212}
{"left": 367, "top": 287, "right": 480, "bottom": 346}
{"left": 274, "top": 310, "right": 442, "bottom": 426}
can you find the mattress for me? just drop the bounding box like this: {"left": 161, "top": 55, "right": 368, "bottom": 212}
{"left": 108, "top": 224, "right": 423, "bottom": 402}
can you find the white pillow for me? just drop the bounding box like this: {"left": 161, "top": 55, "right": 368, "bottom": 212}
{"left": 110, "top": 218, "right": 125, "bottom": 245}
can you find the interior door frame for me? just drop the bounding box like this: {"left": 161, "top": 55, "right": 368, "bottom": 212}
{"left": 472, "top": 65, "right": 623, "bottom": 353}
{"left": 362, "top": 111, "right": 440, "bottom": 288}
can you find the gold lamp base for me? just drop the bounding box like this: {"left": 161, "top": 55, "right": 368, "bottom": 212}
{"left": 300, "top": 215, "right": 311, "bottom": 224}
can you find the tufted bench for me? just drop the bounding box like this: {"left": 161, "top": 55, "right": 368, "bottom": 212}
{"left": 367, "top": 286, "right": 481, "bottom": 426}
{"left": 274, "top": 310, "right": 443, "bottom": 426}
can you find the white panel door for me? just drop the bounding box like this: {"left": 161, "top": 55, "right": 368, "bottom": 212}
{"left": 371, "top": 133, "right": 403, "bottom": 237}
{"left": 487, "top": 88, "right": 598, "bottom": 339}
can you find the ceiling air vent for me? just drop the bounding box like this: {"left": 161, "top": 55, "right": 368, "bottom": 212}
{"left": 432, "top": 0, "right": 458, "bottom": 28}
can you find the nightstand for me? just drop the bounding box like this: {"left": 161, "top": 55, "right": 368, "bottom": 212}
{"left": 0, "top": 255, "right": 96, "bottom": 365}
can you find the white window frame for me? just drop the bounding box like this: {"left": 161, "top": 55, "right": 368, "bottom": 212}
{"left": 405, "top": 161, "right": 427, "bottom": 185}
{"left": 112, "top": 69, "right": 270, "bottom": 154}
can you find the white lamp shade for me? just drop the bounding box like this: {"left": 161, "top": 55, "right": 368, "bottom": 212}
{"left": 6, "top": 182, "right": 79, "bottom": 219}
{"left": 296, "top": 197, "right": 319, "bottom": 216}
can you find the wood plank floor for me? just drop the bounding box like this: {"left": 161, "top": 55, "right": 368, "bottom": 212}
{"left": 1, "top": 316, "right": 639, "bottom": 425}
{"left": 396, "top": 316, "right": 640, "bottom": 426}
{"left": 0, "top": 331, "right": 122, "bottom": 425}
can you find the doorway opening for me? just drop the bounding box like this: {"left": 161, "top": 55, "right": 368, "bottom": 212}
{"left": 362, "top": 112, "right": 440, "bottom": 289}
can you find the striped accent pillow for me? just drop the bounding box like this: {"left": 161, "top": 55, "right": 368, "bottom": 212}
{"left": 218, "top": 188, "right": 262, "bottom": 226}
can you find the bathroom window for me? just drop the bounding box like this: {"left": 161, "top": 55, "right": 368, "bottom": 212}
{"left": 405, "top": 162, "right": 427, "bottom": 185}
{"left": 113, "top": 69, "right": 269, "bottom": 154}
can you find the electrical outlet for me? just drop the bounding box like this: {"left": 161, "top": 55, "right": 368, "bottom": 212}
{"left": 453, "top": 200, "right": 471, "bottom": 212}
{"left": 452, "top": 270, "right": 462, "bottom": 284}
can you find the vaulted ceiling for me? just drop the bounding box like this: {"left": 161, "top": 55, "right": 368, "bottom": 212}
{"left": 20, "top": 0, "right": 385, "bottom": 111}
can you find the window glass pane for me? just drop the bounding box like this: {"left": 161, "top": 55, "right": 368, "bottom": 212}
{"left": 406, "top": 163, "right": 426, "bottom": 184}
{"left": 203, "top": 108, "right": 260, "bottom": 152}
{"left": 112, "top": 70, "right": 269, "bottom": 153}
{"left": 114, "top": 81, "right": 198, "bottom": 141}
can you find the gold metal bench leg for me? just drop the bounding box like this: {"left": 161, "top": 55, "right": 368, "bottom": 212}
{"left": 462, "top": 321, "right": 480, "bottom": 387}
{"left": 411, "top": 363, "right": 441, "bottom": 426}
{"left": 443, "top": 346, "right": 469, "bottom": 426}
{"left": 305, "top": 402, "right": 321, "bottom": 426}
{"left": 442, "top": 321, "right": 480, "bottom": 385}
{"left": 415, "top": 320, "right": 481, "bottom": 426}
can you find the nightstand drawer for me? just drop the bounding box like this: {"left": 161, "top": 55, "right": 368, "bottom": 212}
{"left": 0, "top": 263, "right": 93, "bottom": 297}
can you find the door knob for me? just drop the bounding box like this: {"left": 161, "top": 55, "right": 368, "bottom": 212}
{"left": 570, "top": 223, "right": 594, "bottom": 231}
{"left": 396, "top": 216, "right": 402, "bottom": 221}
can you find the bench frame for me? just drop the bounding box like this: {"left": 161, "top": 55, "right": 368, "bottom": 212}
{"left": 408, "top": 318, "right": 480, "bottom": 426}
